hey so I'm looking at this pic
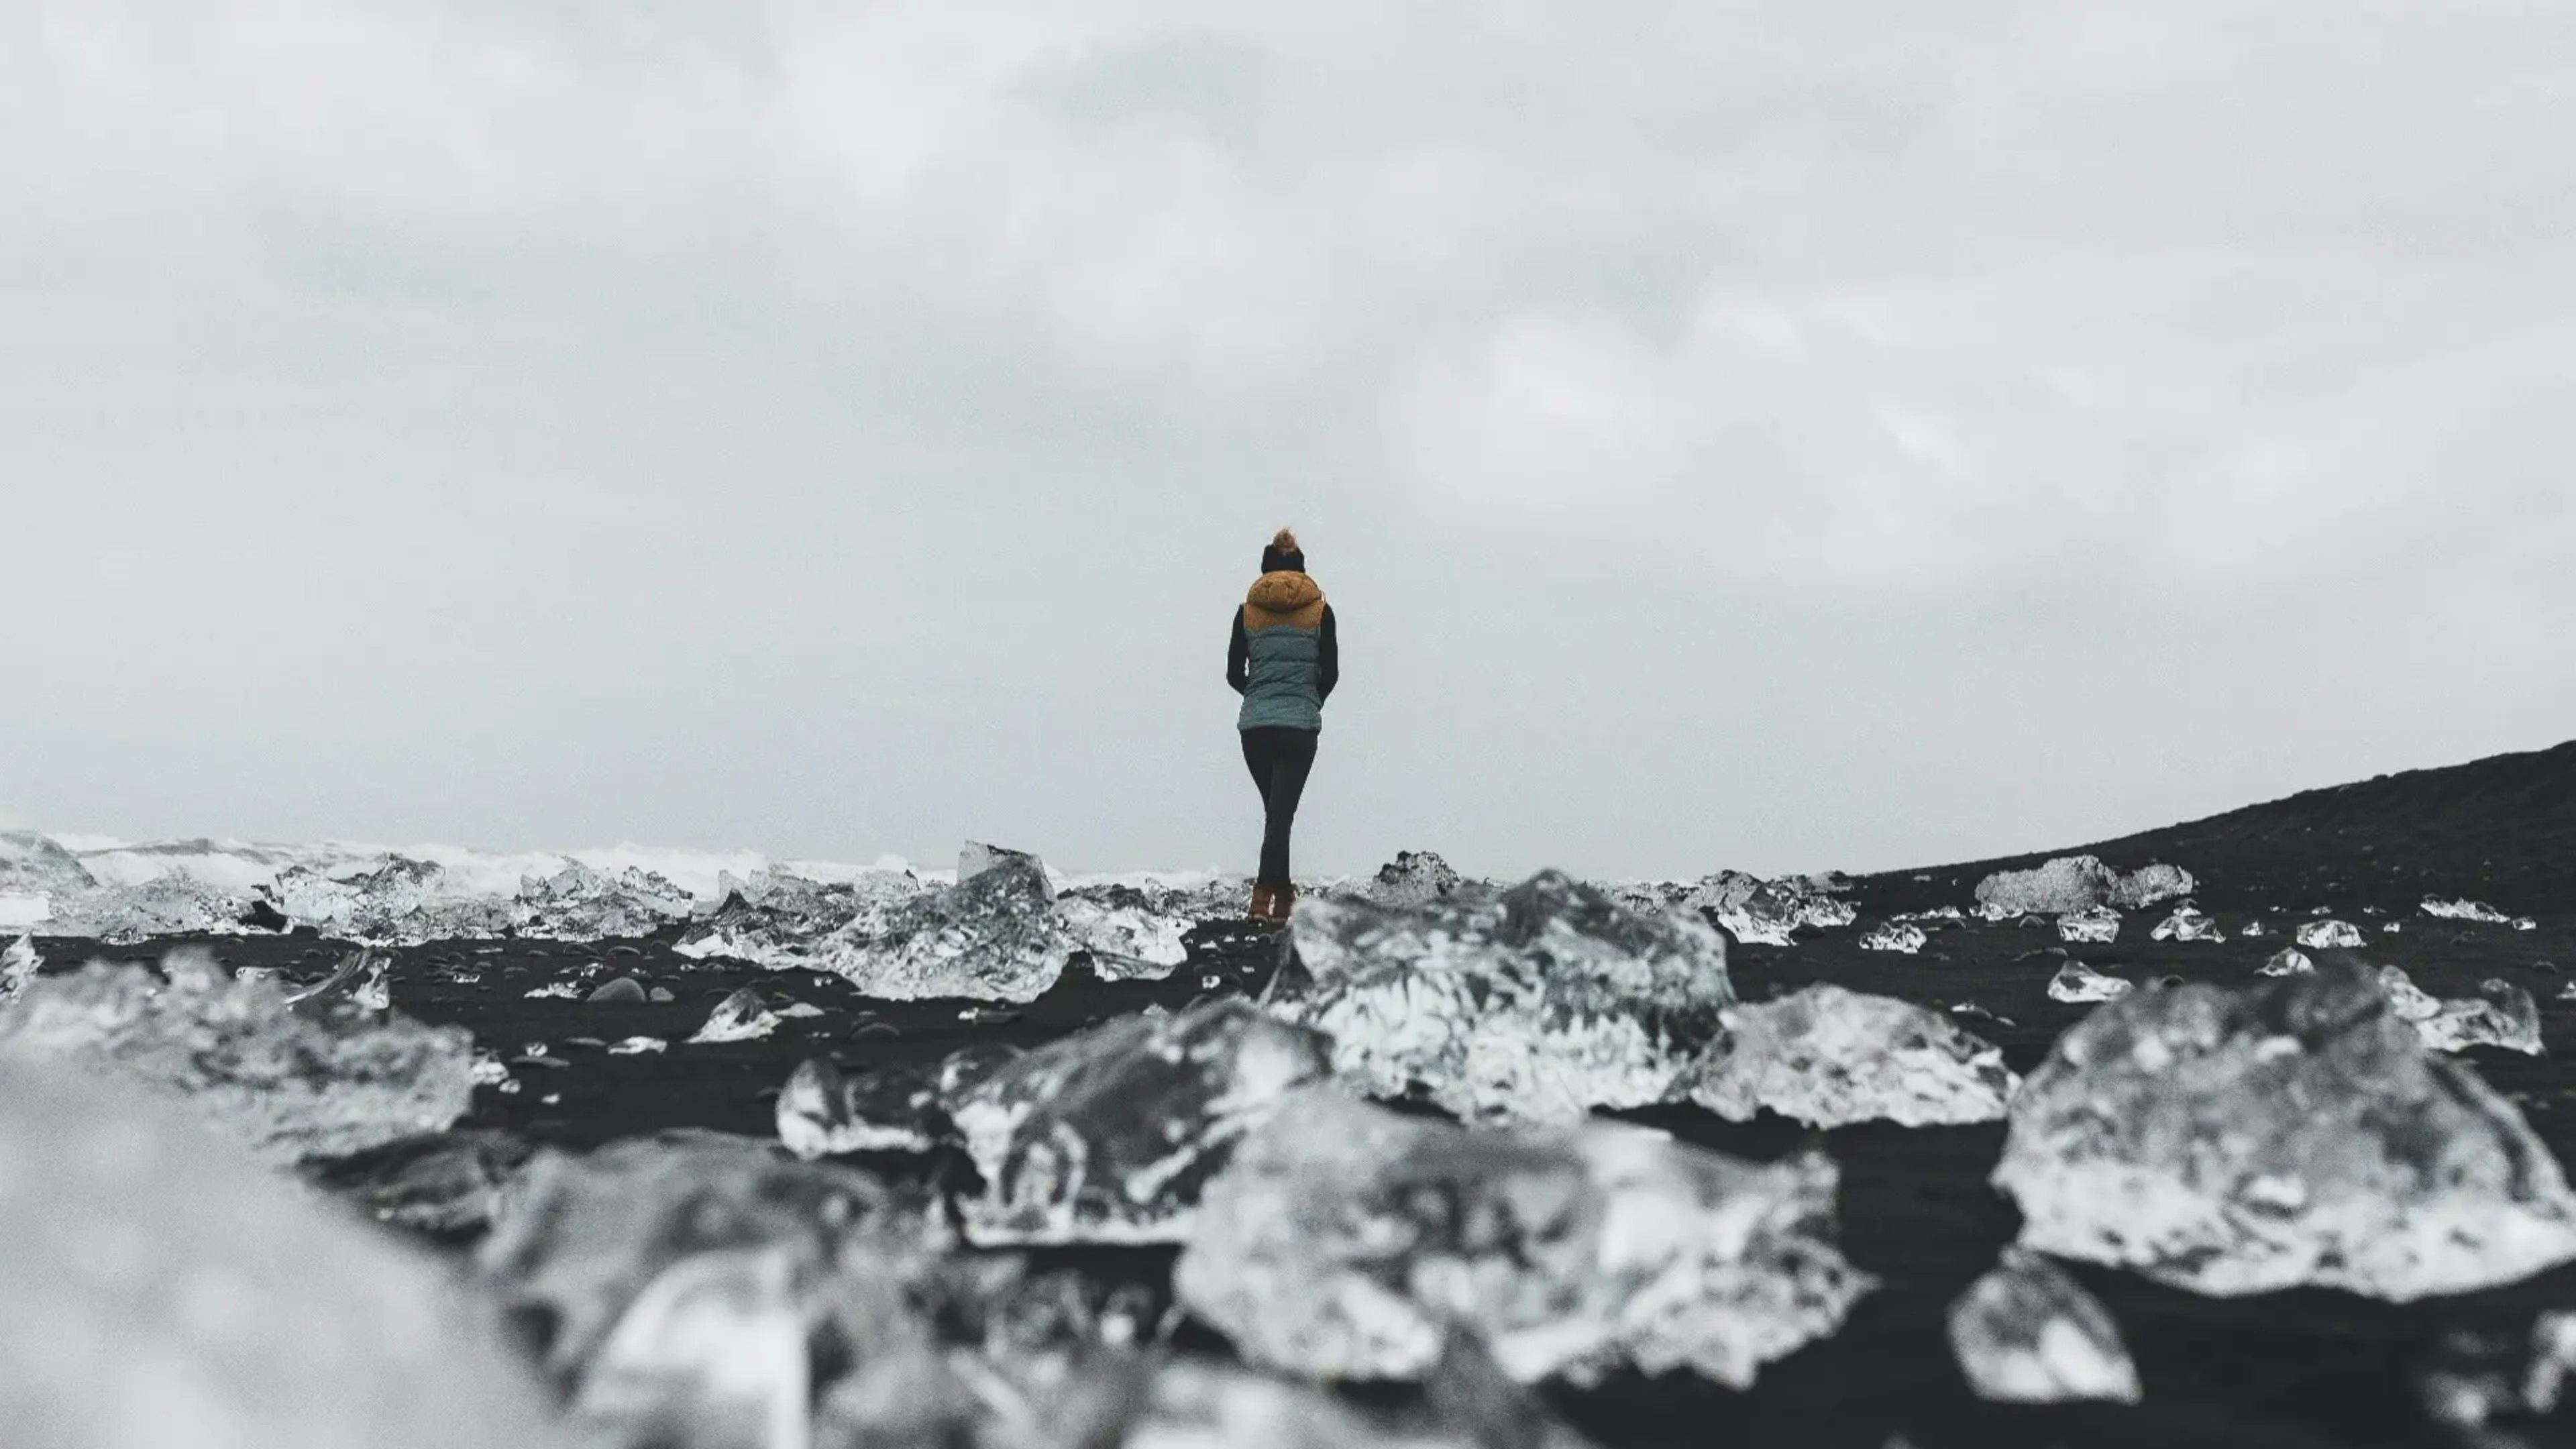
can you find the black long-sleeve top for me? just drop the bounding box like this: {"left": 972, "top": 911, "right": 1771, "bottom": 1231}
{"left": 1228, "top": 604, "right": 1338, "bottom": 702}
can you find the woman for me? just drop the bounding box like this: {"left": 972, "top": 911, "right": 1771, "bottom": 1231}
{"left": 1226, "top": 527, "right": 1338, "bottom": 924}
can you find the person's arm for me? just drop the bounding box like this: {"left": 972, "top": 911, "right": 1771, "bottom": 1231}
{"left": 1317, "top": 604, "right": 1338, "bottom": 702}
{"left": 1227, "top": 608, "right": 1249, "bottom": 695}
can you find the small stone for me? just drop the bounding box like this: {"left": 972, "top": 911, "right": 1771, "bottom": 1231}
{"left": 585, "top": 976, "right": 648, "bottom": 1004}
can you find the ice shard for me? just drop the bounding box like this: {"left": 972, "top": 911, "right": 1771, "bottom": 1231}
{"left": 2296, "top": 918, "right": 2367, "bottom": 949}
{"left": 0, "top": 950, "right": 476, "bottom": 1166}
{"left": 477, "top": 1131, "right": 944, "bottom": 1387}
{"left": 2422, "top": 897, "right": 2517, "bottom": 924}
{"left": 809, "top": 847, "right": 1072, "bottom": 1002}
{"left": 947, "top": 998, "right": 1332, "bottom": 1245}
{"left": 513, "top": 859, "right": 697, "bottom": 941}
{"left": 1690, "top": 983, "right": 2017, "bottom": 1128}
{"left": 0, "top": 1056, "right": 568, "bottom": 1449}
{"left": 690, "top": 985, "right": 787, "bottom": 1044}
{"left": 2375, "top": 966, "right": 2544, "bottom": 1056}
{"left": 1337, "top": 849, "right": 1481, "bottom": 907}
{"left": 1947, "top": 1247, "right": 2142, "bottom": 1404}
{"left": 1649, "top": 871, "right": 1856, "bottom": 945}
{"left": 2414, "top": 1309, "right": 2576, "bottom": 1432}
{"left": 1992, "top": 960, "right": 2576, "bottom": 1299}
{"left": 300, "top": 1128, "right": 536, "bottom": 1236}
{"left": 2046, "top": 962, "right": 2133, "bottom": 1004}
{"left": 2260, "top": 947, "right": 2316, "bottom": 977}
{"left": 1860, "top": 922, "right": 1927, "bottom": 955}
{"left": 1265, "top": 868, "right": 1737, "bottom": 1125}
{"left": 775, "top": 1056, "right": 948, "bottom": 1158}
{"left": 49, "top": 872, "right": 252, "bottom": 943}
{"left": 273, "top": 856, "right": 516, "bottom": 945}
{"left": 572, "top": 1245, "right": 814, "bottom": 1449}
{"left": 1, "top": 933, "right": 36, "bottom": 1001}
{"left": 2149, "top": 906, "right": 2226, "bottom": 943}
{"left": 1056, "top": 882, "right": 1194, "bottom": 981}
{"left": 0, "top": 829, "right": 97, "bottom": 896}
{"left": 1974, "top": 856, "right": 2194, "bottom": 916}
{"left": 674, "top": 868, "right": 895, "bottom": 969}
{"left": 2056, "top": 906, "right": 2122, "bottom": 945}
{"left": 1175, "top": 1086, "right": 1874, "bottom": 1388}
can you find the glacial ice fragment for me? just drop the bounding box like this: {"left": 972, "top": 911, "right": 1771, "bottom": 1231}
{"left": 608, "top": 1036, "right": 666, "bottom": 1055}
{"left": 1992, "top": 960, "right": 2576, "bottom": 1299}
{"left": 1651, "top": 871, "right": 1856, "bottom": 945}
{"left": 689, "top": 986, "right": 785, "bottom": 1043}
{"left": 775, "top": 1056, "right": 947, "bottom": 1158}
{"left": 1056, "top": 883, "right": 1193, "bottom": 980}
{"left": 2149, "top": 906, "right": 2226, "bottom": 943}
{"left": 2423, "top": 897, "right": 2516, "bottom": 924}
{"left": 2261, "top": 947, "right": 2315, "bottom": 977}
{"left": 1860, "top": 922, "right": 1927, "bottom": 955}
{"left": 0, "top": 951, "right": 476, "bottom": 1166}
{"left": 809, "top": 847, "right": 1071, "bottom": 1002}
{"left": 2375, "top": 966, "right": 2544, "bottom": 1056}
{"left": 573, "top": 1245, "right": 813, "bottom": 1449}
{"left": 1947, "top": 1247, "right": 2141, "bottom": 1404}
{"left": 300, "top": 1128, "right": 536, "bottom": 1235}
{"left": 2047, "top": 962, "right": 2133, "bottom": 1003}
{"left": 1175, "top": 1086, "right": 1874, "bottom": 1388}
{"left": 2297, "top": 918, "right": 2366, "bottom": 949}
{"left": 2414, "top": 1309, "right": 2576, "bottom": 1431}
{"left": 1, "top": 933, "right": 36, "bottom": 1001}
{"left": 2056, "top": 906, "right": 2122, "bottom": 945}
{"left": 1690, "top": 983, "right": 2017, "bottom": 1128}
{"left": 947, "top": 998, "right": 1332, "bottom": 1245}
{"left": 1265, "top": 868, "right": 1736, "bottom": 1125}
{"left": 673, "top": 867, "right": 892, "bottom": 969}
{"left": 1336, "top": 849, "right": 1481, "bottom": 908}
{"left": 513, "top": 859, "right": 697, "bottom": 941}
{"left": 0, "top": 1056, "right": 567, "bottom": 1448}
{"left": 47, "top": 871, "right": 252, "bottom": 943}
{"left": 0, "top": 830, "right": 97, "bottom": 897}
{"left": 273, "top": 856, "right": 517, "bottom": 945}
{"left": 1975, "top": 856, "right": 2193, "bottom": 915}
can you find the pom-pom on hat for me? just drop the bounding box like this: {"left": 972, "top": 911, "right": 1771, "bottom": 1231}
{"left": 1260, "top": 527, "right": 1305, "bottom": 575}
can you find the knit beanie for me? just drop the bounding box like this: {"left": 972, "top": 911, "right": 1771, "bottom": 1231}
{"left": 1260, "top": 527, "right": 1305, "bottom": 574}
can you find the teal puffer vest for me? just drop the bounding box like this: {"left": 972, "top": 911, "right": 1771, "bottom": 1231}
{"left": 1238, "top": 570, "right": 1327, "bottom": 731}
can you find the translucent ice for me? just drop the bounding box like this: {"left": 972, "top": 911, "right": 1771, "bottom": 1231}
{"left": 48, "top": 872, "right": 253, "bottom": 943}
{"left": 1175, "top": 1086, "right": 1874, "bottom": 1388}
{"left": 0, "top": 1056, "right": 566, "bottom": 1448}
{"left": 2423, "top": 898, "right": 2516, "bottom": 924}
{"left": 513, "top": 859, "right": 697, "bottom": 941}
{"left": 573, "top": 1245, "right": 814, "bottom": 1449}
{"left": 775, "top": 1056, "right": 947, "bottom": 1158}
{"left": 1947, "top": 1246, "right": 2141, "bottom": 1404}
{"left": 1672, "top": 871, "right": 1858, "bottom": 945}
{"left": 2056, "top": 906, "right": 2122, "bottom": 945}
{"left": 2149, "top": 907, "right": 2226, "bottom": 943}
{"left": 1992, "top": 961, "right": 2576, "bottom": 1299}
{"left": 2414, "top": 1309, "right": 2576, "bottom": 1431}
{"left": 809, "top": 847, "right": 1071, "bottom": 1002}
{"left": 272, "top": 856, "right": 515, "bottom": 945}
{"left": 689, "top": 986, "right": 786, "bottom": 1044}
{"left": 1336, "top": 849, "right": 1482, "bottom": 908}
{"left": 2260, "top": 947, "right": 2316, "bottom": 977}
{"left": 1, "top": 934, "right": 37, "bottom": 1001}
{"left": 1860, "top": 922, "right": 1927, "bottom": 955}
{"left": 0, "top": 950, "right": 476, "bottom": 1166}
{"left": 1691, "top": 983, "right": 2017, "bottom": 1128}
{"left": 1055, "top": 882, "right": 1193, "bottom": 981}
{"left": 1975, "top": 856, "right": 2193, "bottom": 916}
{"left": 2047, "top": 962, "right": 2133, "bottom": 1004}
{"left": 2375, "top": 966, "right": 2544, "bottom": 1056}
{"left": 1265, "top": 869, "right": 1737, "bottom": 1125}
{"left": 947, "top": 998, "right": 1332, "bottom": 1245}
{"left": 0, "top": 830, "right": 97, "bottom": 897}
{"left": 672, "top": 868, "right": 897, "bottom": 969}
{"left": 2297, "top": 918, "right": 2367, "bottom": 949}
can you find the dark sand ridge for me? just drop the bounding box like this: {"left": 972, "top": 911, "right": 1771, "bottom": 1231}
{"left": 25, "top": 737, "right": 2576, "bottom": 1449}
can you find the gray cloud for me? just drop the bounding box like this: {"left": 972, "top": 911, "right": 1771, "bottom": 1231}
{"left": 4, "top": 1, "right": 2572, "bottom": 879}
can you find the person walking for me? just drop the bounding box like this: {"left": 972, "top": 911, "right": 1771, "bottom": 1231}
{"left": 1227, "top": 527, "right": 1337, "bottom": 924}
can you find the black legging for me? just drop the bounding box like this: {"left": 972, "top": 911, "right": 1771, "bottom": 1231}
{"left": 1240, "top": 727, "right": 1318, "bottom": 887}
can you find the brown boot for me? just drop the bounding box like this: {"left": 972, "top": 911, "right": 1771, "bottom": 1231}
{"left": 1246, "top": 881, "right": 1277, "bottom": 923}
{"left": 1271, "top": 881, "right": 1298, "bottom": 922}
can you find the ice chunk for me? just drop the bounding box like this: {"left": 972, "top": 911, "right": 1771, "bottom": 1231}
{"left": 2149, "top": 906, "right": 2226, "bottom": 943}
{"left": 0, "top": 951, "right": 476, "bottom": 1166}
{"left": 477, "top": 1132, "right": 944, "bottom": 1387}
{"left": 2047, "top": 962, "right": 2133, "bottom": 1004}
{"left": 1975, "top": 856, "right": 2194, "bottom": 916}
{"left": 1670, "top": 871, "right": 1857, "bottom": 945}
{"left": 2423, "top": 897, "right": 2516, "bottom": 924}
{"left": 947, "top": 998, "right": 1332, "bottom": 1245}
{"left": 809, "top": 848, "right": 1071, "bottom": 1002}
{"left": 1947, "top": 1246, "right": 2141, "bottom": 1404}
{"left": 525, "top": 981, "right": 580, "bottom": 1000}
{"left": 46, "top": 871, "right": 252, "bottom": 943}
{"left": 2243, "top": 918, "right": 2271, "bottom": 937}
{"left": 2297, "top": 918, "right": 2366, "bottom": 949}
{"left": 0, "top": 829, "right": 97, "bottom": 896}
{"left": 1337, "top": 849, "right": 1481, "bottom": 908}
{"left": 608, "top": 1036, "right": 666, "bottom": 1055}
{"left": 1, "top": 934, "right": 37, "bottom": 1001}
{"left": 352, "top": 955, "right": 392, "bottom": 1012}
{"left": 2414, "top": 1309, "right": 2576, "bottom": 1431}
{"left": 775, "top": 1057, "right": 947, "bottom": 1158}
{"left": 1860, "top": 922, "right": 1927, "bottom": 954}
{"left": 1992, "top": 961, "right": 2576, "bottom": 1299}
{"left": 2056, "top": 906, "right": 2122, "bottom": 945}
{"left": 273, "top": 856, "right": 517, "bottom": 945}
{"left": 2375, "top": 967, "right": 2544, "bottom": 1056}
{"left": 672, "top": 868, "right": 890, "bottom": 968}
{"left": 2260, "top": 947, "right": 2315, "bottom": 977}
{"left": 1265, "top": 869, "right": 1736, "bottom": 1125}
{"left": 1175, "top": 1086, "right": 1874, "bottom": 1388}
{"left": 513, "top": 859, "right": 696, "bottom": 941}
{"left": 1691, "top": 983, "right": 2017, "bottom": 1128}
{"left": 573, "top": 1245, "right": 813, "bottom": 1449}
{"left": 1057, "top": 883, "right": 1193, "bottom": 981}
{"left": 299, "top": 1128, "right": 536, "bottom": 1235}
{"left": 689, "top": 986, "right": 785, "bottom": 1044}
{"left": 0, "top": 1056, "right": 566, "bottom": 1448}
{"left": 2516, "top": 918, "right": 2538, "bottom": 932}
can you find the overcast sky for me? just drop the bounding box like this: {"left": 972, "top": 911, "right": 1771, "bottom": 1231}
{"left": 5, "top": 1, "right": 2573, "bottom": 881}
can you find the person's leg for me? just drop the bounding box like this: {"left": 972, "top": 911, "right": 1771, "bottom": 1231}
{"left": 1240, "top": 729, "right": 1273, "bottom": 801}
{"left": 1256, "top": 729, "right": 1318, "bottom": 886}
